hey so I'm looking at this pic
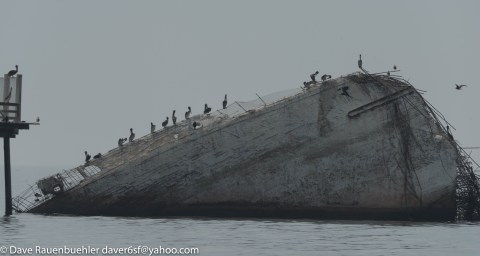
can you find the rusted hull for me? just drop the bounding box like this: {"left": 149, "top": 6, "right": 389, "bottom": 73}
{"left": 27, "top": 75, "right": 459, "bottom": 220}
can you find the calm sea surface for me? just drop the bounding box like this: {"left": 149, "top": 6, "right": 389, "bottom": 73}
{"left": 1, "top": 167, "right": 479, "bottom": 256}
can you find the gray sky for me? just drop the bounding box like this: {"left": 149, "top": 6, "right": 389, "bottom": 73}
{"left": 1, "top": 0, "right": 479, "bottom": 171}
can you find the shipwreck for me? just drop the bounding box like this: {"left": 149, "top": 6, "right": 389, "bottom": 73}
{"left": 13, "top": 71, "right": 480, "bottom": 221}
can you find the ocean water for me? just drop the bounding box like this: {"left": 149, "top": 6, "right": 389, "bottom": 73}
{"left": 1, "top": 167, "right": 480, "bottom": 256}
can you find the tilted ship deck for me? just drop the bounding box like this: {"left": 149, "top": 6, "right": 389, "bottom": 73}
{"left": 14, "top": 72, "right": 480, "bottom": 220}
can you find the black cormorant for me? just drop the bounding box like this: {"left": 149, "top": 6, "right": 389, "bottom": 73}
{"left": 338, "top": 86, "right": 351, "bottom": 97}
{"left": 193, "top": 121, "right": 199, "bottom": 130}
{"left": 85, "top": 151, "right": 91, "bottom": 162}
{"left": 7, "top": 65, "right": 18, "bottom": 77}
{"left": 204, "top": 104, "right": 211, "bottom": 114}
{"left": 172, "top": 110, "right": 177, "bottom": 125}
{"left": 393, "top": 65, "right": 397, "bottom": 70}
{"left": 93, "top": 153, "right": 102, "bottom": 159}
{"left": 223, "top": 94, "right": 227, "bottom": 109}
{"left": 162, "top": 117, "right": 169, "bottom": 128}
{"left": 129, "top": 128, "right": 135, "bottom": 142}
{"left": 358, "top": 55, "right": 362, "bottom": 68}
{"left": 455, "top": 84, "right": 467, "bottom": 90}
{"left": 151, "top": 122, "right": 156, "bottom": 133}
{"left": 36, "top": 116, "right": 40, "bottom": 123}
{"left": 310, "top": 71, "right": 319, "bottom": 82}
{"left": 185, "top": 106, "right": 191, "bottom": 119}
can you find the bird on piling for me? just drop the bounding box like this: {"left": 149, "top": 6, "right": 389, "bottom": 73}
{"left": 172, "top": 110, "right": 177, "bottom": 125}
{"left": 310, "top": 71, "right": 319, "bottom": 82}
{"left": 162, "top": 117, "right": 169, "bottom": 128}
{"left": 185, "top": 106, "right": 192, "bottom": 119}
{"left": 151, "top": 122, "right": 156, "bottom": 134}
{"left": 204, "top": 104, "right": 211, "bottom": 114}
{"left": 129, "top": 128, "right": 135, "bottom": 142}
{"left": 455, "top": 84, "right": 467, "bottom": 90}
{"left": 223, "top": 94, "right": 228, "bottom": 109}
{"left": 85, "top": 151, "right": 91, "bottom": 163}
{"left": 358, "top": 55, "right": 362, "bottom": 68}
{"left": 7, "top": 65, "right": 18, "bottom": 77}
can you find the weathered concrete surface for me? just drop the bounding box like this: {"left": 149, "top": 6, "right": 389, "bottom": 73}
{"left": 30, "top": 74, "right": 458, "bottom": 220}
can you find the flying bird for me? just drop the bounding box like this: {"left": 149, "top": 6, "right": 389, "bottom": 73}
{"left": 7, "top": 65, "right": 18, "bottom": 77}
{"left": 455, "top": 84, "right": 467, "bottom": 90}
{"left": 204, "top": 104, "right": 211, "bottom": 114}
{"left": 223, "top": 94, "right": 228, "bottom": 109}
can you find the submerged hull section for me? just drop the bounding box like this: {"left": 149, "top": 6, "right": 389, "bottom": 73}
{"left": 27, "top": 74, "right": 458, "bottom": 220}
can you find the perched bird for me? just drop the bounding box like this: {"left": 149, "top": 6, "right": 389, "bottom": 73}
{"left": 162, "top": 117, "right": 169, "bottom": 128}
{"left": 151, "top": 122, "right": 156, "bottom": 134}
{"left": 118, "top": 138, "right": 125, "bottom": 147}
{"left": 393, "top": 65, "right": 397, "bottom": 70}
{"left": 321, "top": 74, "right": 332, "bottom": 81}
{"left": 204, "top": 104, "right": 211, "bottom": 114}
{"left": 85, "top": 151, "right": 91, "bottom": 163}
{"left": 185, "top": 106, "right": 192, "bottom": 119}
{"left": 129, "top": 128, "right": 135, "bottom": 142}
{"left": 455, "top": 84, "right": 467, "bottom": 90}
{"left": 223, "top": 94, "right": 228, "bottom": 109}
{"left": 193, "top": 121, "right": 199, "bottom": 130}
{"left": 338, "top": 86, "right": 351, "bottom": 97}
{"left": 7, "top": 65, "right": 18, "bottom": 77}
{"left": 303, "top": 81, "right": 310, "bottom": 89}
{"left": 93, "top": 153, "right": 102, "bottom": 159}
{"left": 36, "top": 116, "right": 40, "bottom": 123}
{"left": 358, "top": 54, "right": 362, "bottom": 68}
{"left": 172, "top": 110, "right": 177, "bottom": 125}
{"left": 310, "top": 71, "right": 319, "bottom": 82}
{"left": 34, "top": 193, "right": 42, "bottom": 197}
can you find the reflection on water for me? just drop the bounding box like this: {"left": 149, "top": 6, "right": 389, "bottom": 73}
{"left": 1, "top": 214, "right": 479, "bottom": 256}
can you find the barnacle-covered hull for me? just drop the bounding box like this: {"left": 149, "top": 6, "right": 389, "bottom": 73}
{"left": 21, "top": 74, "right": 459, "bottom": 220}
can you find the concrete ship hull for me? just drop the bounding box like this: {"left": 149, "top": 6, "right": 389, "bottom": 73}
{"left": 26, "top": 74, "right": 458, "bottom": 220}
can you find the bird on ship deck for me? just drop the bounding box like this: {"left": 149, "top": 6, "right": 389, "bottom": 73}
{"left": 455, "top": 84, "right": 467, "bottom": 90}
{"left": 129, "top": 128, "right": 135, "bottom": 142}
{"left": 310, "top": 71, "right": 319, "bottom": 82}
{"left": 7, "top": 65, "right": 18, "bottom": 77}
{"left": 321, "top": 74, "right": 332, "bottom": 81}
{"left": 358, "top": 55, "right": 362, "bottom": 68}
{"left": 338, "top": 86, "right": 351, "bottom": 97}
{"left": 150, "top": 122, "right": 156, "bottom": 133}
{"left": 193, "top": 121, "right": 200, "bottom": 130}
{"left": 85, "top": 151, "right": 91, "bottom": 163}
{"left": 223, "top": 94, "right": 228, "bottom": 109}
{"left": 204, "top": 104, "right": 211, "bottom": 114}
{"left": 185, "top": 106, "right": 192, "bottom": 119}
{"left": 172, "top": 110, "right": 177, "bottom": 125}
{"left": 162, "top": 117, "right": 169, "bottom": 128}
